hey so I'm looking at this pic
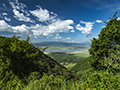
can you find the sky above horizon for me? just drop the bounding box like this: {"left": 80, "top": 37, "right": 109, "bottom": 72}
{"left": 0, "top": 0, "right": 120, "bottom": 43}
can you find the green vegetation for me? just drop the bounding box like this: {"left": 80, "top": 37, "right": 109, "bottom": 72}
{"left": 71, "top": 56, "right": 91, "bottom": 76}
{"left": 79, "top": 12, "right": 120, "bottom": 89}
{"left": 47, "top": 45, "right": 89, "bottom": 50}
{"left": 0, "top": 35, "right": 78, "bottom": 90}
{"left": 89, "top": 12, "right": 120, "bottom": 71}
{"left": 1, "top": 12, "right": 120, "bottom": 89}
{"left": 74, "top": 50, "right": 89, "bottom": 57}
{"left": 47, "top": 51, "right": 89, "bottom": 69}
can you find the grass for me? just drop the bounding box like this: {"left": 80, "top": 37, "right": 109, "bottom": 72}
{"left": 41, "top": 45, "right": 90, "bottom": 50}
{"left": 46, "top": 49, "right": 90, "bottom": 69}
{"left": 61, "top": 63, "right": 76, "bottom": 70}
{"left": 73, "top": 51, "right": 89, "bottom": 57}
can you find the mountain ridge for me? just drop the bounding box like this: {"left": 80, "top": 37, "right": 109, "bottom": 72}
{"left": 32, "top": 41, "right": 91, "bottom": 47}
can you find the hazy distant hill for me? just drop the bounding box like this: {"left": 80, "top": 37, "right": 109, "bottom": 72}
{"left": 32, "top": 41, "right": 91, "bottom": 47}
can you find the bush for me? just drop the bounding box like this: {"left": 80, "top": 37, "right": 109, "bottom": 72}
{"left": 81, "top": 70, "right": 120, "bottom": 89}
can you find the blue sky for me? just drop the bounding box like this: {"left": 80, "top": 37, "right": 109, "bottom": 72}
{"left": 0, "top": 0, "right": 120, "bottom": 43}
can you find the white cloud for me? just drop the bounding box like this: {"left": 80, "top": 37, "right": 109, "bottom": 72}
{"left": 0, "top": 20, "right": 31, "bottom": 34}
{"left": 0, "top": 19, "right": 74, "bottom": 36}
{"left": 117, "top": 17, "right": 120, "bottom": 21}
{"left": 0, "top": 13, "right": 11, "bottom": 21}
{"left": 2, "top": 3, "right": 7, "bottom": 8}
{"left": 71, "top": 29, "right": 75, "bottom": 33}
{"left": 48, "top": 19, "right": 74, "bottom": 32}
{"left": 9, "top": 0, "right": 33, "bottom": 23}
{"left": 66, "top": 37, "right": 70, "bottom": 39}
{"left": 11, "top": 24, "right": 30, "bottom": 34}
{"left": 0, "top": 0, "right": 74, "bottom": 38}
{"left": 2, "top": 13, "right": 8, "bottom": 16}
{"left": 0, "top": 20, "right": 11, "bottom": 31}
{"left": 62, "top": 37, "right": 71, "bottom": 40}
{"left": 96, "top": 20, "right": 102, "bottom": 23}
{"left": 54, "top": 34, "right": 62, "bottom": 39}
{"left": 9, "top": 0, "right": 27, "bottom": 10}
{"left": 102, "top": 25, "right": 106, "bottom": 28}
{"left": 31, "top": 19, "right": 74, "bottom": 36}
{"left": 76, "top": 20, "right": 94, "bottom": 36}
{"left": 30, "top": 6, "right": 57, "bottom": 22}
{"left": 4, "top": 17, "right": 11, "bottom": 21}
{"left": 13, "top": 9, "right": 33, "bottom": 22}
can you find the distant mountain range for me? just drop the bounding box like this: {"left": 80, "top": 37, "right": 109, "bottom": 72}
{"left": 32, "top": 41, "right": 91, "bottom": 47}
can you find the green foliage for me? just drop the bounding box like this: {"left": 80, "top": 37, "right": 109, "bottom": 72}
{"left": 0, "top": 35, "right": 76, "bottom": 89}
{"left": 38, "top": 46, "right": 49, "bottom": 52}
{"left": 81, "top": 70, "right": 120, "bottom": 89}
{"left": 48, "top": 52, "right": 85, "bottom": 65}
{"left": 100, "top": 44, "right": 120, "bottom": 73}
{"left": 80, "top": 12, "right": 120, "bottom": 89}
{"left": 1, "top": 12, "right": 120, "bottom": 89}
{"left": 80, "top": 49, "right": 120, "bottom": 89}
{"left": 23, "top": 74, "right": 81, "bottom": 90}
{"left": 71, "top": 56, "right": 91, "bottom": 76}
{"left": 89, "top": 12, "right": 120, "bottom": 70}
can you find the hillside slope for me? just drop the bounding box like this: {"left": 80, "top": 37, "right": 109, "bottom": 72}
{"left": 71, "top": 56, "right": 91, "bottom": 76}
{"left": 0, "top": 36, "right": 76, "bottom": 89}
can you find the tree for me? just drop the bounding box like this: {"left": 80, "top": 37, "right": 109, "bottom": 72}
{"left": 89, "top": 12, "right": 120, "bottom": 71}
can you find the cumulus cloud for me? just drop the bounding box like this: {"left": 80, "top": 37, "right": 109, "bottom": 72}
{"left": 76, "top": 21, "right": 94, "bottom": 36}
{"left": 11, "top": 24, "right": 31, "bottom": 34}
{"left": 117, "top": 17, "right": 120, "bottom": 21}
{"left": 96, "top": 20, "right": 102, "bottom": 23}
{"left": 0, "top": 20, "right": 11, "bottom": 31}
{"left": 0, "top": 13, "right": 11, "bottom": 21}
{"left": 9, "top": 0, "right": 33, "bottom": 22}
{"left": 0, "top": 0, "right": 75, "bottom": 38}
{"left": 0, "top": 19, "right": 74, "bottom": 37}
{"left": 55, "top": 34, "right": 63, "bottom": 39}
{"left": 31, "top": 19, "right": 74, "bottom": 36}
{"left": 13, "top": 9, "right": 33, "bottom": 22}
{"left": 0, "top": 20, "right": 31, "bottom": 34}
{"left": 9, "top": 0, "right": 27, "bottom": 11}
{"left": 4, "top": 17, "right": 11, "bottom": 21}
{"left": 30, "top": 6, "right": 57, "bottom": 22}
{"left": 2, "top": 13, "right": 8, "bottom": 16}
{"left": 71, "top": 29, "right": 75, "bottom": 33}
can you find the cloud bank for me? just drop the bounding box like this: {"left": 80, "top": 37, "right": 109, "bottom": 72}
{"left": 0, "top": 0, "right": 103, "bottom": 40}
{"left": 0, "top": 0, "right": 74, "bottom": 38}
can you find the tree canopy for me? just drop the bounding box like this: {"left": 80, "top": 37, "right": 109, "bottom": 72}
{"left": 0, "top": 35, "right": 76, "bottom": 89}
{"left": 89, "top": 12, "right": 120, "bottom": 71}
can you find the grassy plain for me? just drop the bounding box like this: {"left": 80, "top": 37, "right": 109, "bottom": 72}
{"left": 47, "top": 45, "right": 89, "bottom": 50}
{"left": 45, "top": 48, "right": 90, "bottom": 70}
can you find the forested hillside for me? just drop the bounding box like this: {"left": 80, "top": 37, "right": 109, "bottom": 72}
{"left": 73, "top": 12, "right": 120, "bottom": 89}
{"left": 0, "top": 35, "right": 78, "bottom": 89}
